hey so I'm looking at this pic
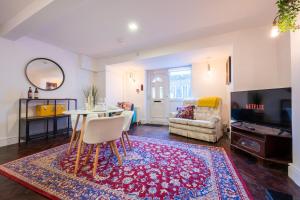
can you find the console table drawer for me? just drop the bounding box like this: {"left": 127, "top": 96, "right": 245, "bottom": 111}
{"left": 231, "top": 131, "right": 266, "bottom": 157}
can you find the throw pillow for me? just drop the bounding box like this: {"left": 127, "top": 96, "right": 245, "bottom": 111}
{"left": 176, "top": 105, "right": 195, "bottom": 119}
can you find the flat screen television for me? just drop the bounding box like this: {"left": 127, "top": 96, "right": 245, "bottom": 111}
{"left": 231, "top": 88, "right": 292, "bottom": 131}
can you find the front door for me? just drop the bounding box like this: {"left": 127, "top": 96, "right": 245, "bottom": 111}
{"left": 149, "top": 70, "right": 169, "bottom": 124}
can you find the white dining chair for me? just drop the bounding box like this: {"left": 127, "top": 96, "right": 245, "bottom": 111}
{"left": 67, "top": 114, "right": 99, "bottom": 154}
{"left": 82, "top": 116, "right": 125, "bottom": 176}
{"left": 121, "top": 111, "right": 134, "bottom": 149}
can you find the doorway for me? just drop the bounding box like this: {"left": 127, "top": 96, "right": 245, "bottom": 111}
{"left": 148, "top": 70, "right": 169, "bottom": 124}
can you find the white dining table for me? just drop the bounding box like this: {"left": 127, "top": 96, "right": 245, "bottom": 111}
{"left": 64, "top": 108, "right": 124, "bottom": 175}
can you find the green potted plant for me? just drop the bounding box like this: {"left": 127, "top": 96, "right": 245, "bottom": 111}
{"left": 276, "top": 0, "right": 300, "bottom": 32}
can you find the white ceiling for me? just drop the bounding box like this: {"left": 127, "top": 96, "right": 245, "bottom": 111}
{"left": 0, "top": 0, "right": 276, "bottom": 59}
{"left": 0, "top": 0, "right": 35, "bottom": 25}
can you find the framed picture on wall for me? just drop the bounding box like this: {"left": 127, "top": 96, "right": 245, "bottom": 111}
{"left": 226, "top": 56, "right": 231, "bottom": 85}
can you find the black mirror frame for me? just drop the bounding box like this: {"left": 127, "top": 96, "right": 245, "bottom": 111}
{"left": 25, "top": 58, "right": 65, "bottom": 91}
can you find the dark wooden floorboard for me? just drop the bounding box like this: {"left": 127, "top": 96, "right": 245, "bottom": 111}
{"left": 0, "top": 124, "right": 299, "bottom": 200}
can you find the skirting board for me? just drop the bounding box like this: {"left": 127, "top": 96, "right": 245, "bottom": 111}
{"left": 289, "top": 164, "right": 300, "bottom": 186}
{"left": 0, "top": 136, "right": 18, "bottom": 147}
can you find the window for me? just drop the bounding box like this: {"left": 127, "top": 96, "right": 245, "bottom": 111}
{"left": 169, "top": 67, "right": 192, "bottom": 99}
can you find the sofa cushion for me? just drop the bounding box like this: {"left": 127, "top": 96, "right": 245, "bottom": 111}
{"left": 169, "top": 117, "right": 189, "bottom": 125}
{"left": 169, "top": 127, "right": 217, "bottom": 142}
{"left": 194, "top": 107, "right": 220, "bottom": 120}
{"left": 176, "top": 105, "right": 194, "bottom": 119}
{"left": 169, "top": 127, "right": 188, "bottom": 137}
{"left": 187, "top": 119, "right": 216, "bottom": 129}
{"left": 170, "top": 118, "right": 216, "bottom": 129}
{"left": 169, "top": 123, "right": 216, "bottom": 134}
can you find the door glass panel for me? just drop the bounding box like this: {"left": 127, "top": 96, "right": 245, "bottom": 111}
{"left": 152, "top": 86, "right": 156, "bottom": 99}
{"left": 152, "top": 76, "right": 163, "bottom": 83}
{"left": 159, "top": 86, "right": 163, "bottom": 99}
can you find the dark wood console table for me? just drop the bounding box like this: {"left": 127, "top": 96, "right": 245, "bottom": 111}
{"left": 231, "top": 122, "right": 292, "bottom": 165}
{"left": 19, "top": 98, "right": 77, "bottom": 144}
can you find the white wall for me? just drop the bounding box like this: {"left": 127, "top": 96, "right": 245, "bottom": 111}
{"left": 192, "top": 58, "right": 230, "bottom": 124}
{"left": 289, "top": 15, "right": 300, "bottom": 186}
{"left": 232, "top": 26, "right": 290, "bottom": 91}
{"left": 123, "top": 70, "right": 146, "bottom": 122}
{"left": 93, "top": 70, "right": 106, "bottom": 101}
{"left": 0, "top": 36, "right": 94, "bottom": 146}
{"left": 103, "top": 64, "right": 146, "bottom": 122}
{"left": 105, "top": 66, "right": 125, "bottom": 106}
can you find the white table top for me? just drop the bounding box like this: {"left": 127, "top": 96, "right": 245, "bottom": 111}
{"left": 64, "top": 108, "right": 124, "bottom": 115}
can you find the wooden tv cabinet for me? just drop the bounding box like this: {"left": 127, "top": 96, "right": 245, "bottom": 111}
{"left": 231, "top": 122, "right": 292, "bottom": 165}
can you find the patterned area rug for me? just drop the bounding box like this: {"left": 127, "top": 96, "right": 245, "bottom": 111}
{"left": 0, "top": 136, "right": 252, "bottom": 199}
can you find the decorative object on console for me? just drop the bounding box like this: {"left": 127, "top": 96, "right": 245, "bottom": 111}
{"left": 25, "top": 58, "right": 65, "bottom": 91}
{"left": 27, "top": 87, "right": 33, "bottom": 99}
{"left": 169, "top": 97, "right": 223, "bottom": 142}
{"left": 36, "top": 104, "right": 66, "bottom": 117}
{"left": 34, "top": 88, "right": 39, "bottom": 99}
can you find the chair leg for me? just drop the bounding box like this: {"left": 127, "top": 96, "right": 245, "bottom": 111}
{"left": 120, "top": 137, "right": 127, "bottom": 156}
{"left": 109, "top": 142, "right": 114, "bottom": 154}
{"left": 112, "top": 141, "right": 122, "bottom": 166}
{"left": 67, "top": 115, "right": 79, "bottom": 155}
{"left": 81, "top": 143, "right": 86, "bottom": 154}
{"left": 93, "top": 144, "right": 100, "bottom": 177}
{"left": 124, "top": 131, "right": 132, "bottom": 149}
{"left": 67, "top": 131, "right": 76, "bottom": 155}
{"left": 84, "top": 144, "right": 94, "bottom": 165}
{"left": 74, "top": 132, "right": 80, "bottom": 148}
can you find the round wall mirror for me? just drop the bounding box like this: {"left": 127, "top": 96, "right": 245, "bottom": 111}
{"left": 25, "top": 58, "right": 65, "bottom": 91}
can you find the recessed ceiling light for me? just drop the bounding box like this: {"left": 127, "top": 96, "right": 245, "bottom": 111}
{"left": 128, "top": 22, "right": 138, "bottom": 32}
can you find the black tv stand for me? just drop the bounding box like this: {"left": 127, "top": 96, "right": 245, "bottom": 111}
{"left": 231, "top": 121, "right": 292, "bottom": 165}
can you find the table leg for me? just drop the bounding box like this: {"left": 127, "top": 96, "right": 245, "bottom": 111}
{"left": 67, "top": 114, "right": 80, "bottom": 155}
{"left": 74, "top": 114, "right": 87, "bottom": 175}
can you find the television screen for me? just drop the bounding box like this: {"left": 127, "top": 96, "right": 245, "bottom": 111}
{"left": 231, "top": 88, "right": 291, "bottom": 130}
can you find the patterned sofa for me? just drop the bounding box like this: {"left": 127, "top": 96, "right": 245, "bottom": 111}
{"left": 169, "top": 99, "right": 223, "bottom": 142}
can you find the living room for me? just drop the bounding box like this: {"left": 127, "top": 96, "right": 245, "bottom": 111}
{"left": 0, "top": 0, "right": 299, "bottom": 199}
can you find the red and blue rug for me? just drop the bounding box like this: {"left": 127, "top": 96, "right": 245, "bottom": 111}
{"left": 0, "top": 136, "right": 252, "bottom": 199}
